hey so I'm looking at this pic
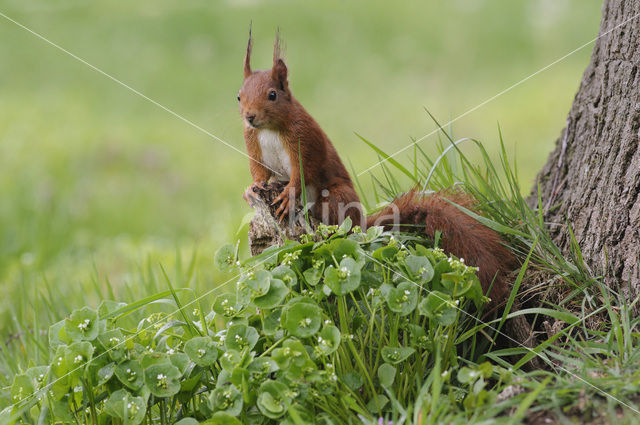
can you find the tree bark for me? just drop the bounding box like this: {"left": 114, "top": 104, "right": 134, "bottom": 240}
{"left": 534, "top": 0, "right": 640, "bottom": 293}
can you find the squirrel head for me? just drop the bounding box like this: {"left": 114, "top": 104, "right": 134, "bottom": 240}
{"left": 238, "top": 30, "right": 292, "bottom": 131}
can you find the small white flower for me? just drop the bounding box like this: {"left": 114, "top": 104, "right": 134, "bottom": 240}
{"left": 77, "top": 319, "right": 91, "bottom": 331}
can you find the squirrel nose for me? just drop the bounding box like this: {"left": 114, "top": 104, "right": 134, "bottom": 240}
{"left": 246, "top": 114, "right": 256, "bottom": 124}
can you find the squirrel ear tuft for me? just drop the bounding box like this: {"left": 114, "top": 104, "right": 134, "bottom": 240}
{"left": 271, "top": 29, "right": 288, "bottom": 90}
{"left": 271, "top": 58, "right": 288, "bottom": 91}
{"left": 244, "top": 23, "right": 252, "bottom": 79}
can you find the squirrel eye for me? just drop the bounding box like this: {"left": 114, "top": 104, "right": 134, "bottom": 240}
{"left": 237, "top": 94, "right": 241, "bottom": 101}
{"left": 268, "top": 90, "right": 277, "bottom": 101}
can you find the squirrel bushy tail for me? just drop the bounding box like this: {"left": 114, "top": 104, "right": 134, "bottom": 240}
{"left": 366, "top": 189, "right": 515, "bottom": 305}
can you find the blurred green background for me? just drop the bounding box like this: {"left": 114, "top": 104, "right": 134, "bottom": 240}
{"left": 0, "top": 0, "right": 602, "bottom": 348}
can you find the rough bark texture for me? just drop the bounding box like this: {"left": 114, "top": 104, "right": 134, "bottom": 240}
{"left": 247, "top": 182, "right": 319, "bottom": 255}
{"left": 534, "top": 0, "right": 640, "bottom": 293}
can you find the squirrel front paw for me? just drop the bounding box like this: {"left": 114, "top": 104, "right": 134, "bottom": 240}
{"left": 272, "top": 188, "right": 296, "bottom": 222}
{"left": 242, "top": 181, "right": 268, "bottom": 206}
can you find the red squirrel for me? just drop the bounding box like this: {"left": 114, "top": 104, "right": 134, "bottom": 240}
{"left": 238, "top": 33, "right": 515, "bottom": 304}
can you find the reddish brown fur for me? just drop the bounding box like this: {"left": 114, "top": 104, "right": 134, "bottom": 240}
{"left": 238, "top": 33, "right": 515, "bottom": 305}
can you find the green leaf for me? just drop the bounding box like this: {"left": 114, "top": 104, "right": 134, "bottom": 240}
{"left": 366, "top": 394, "right": 389, "bottom": 414}
{"left": 10, "top": 374, "right": 34, "bottom": 404}
{"left": 219, "top": 349, "right": 243, "bottom": 372}
{"left": 407, "top": 324, "right": 428, "bottom": 348}
{"left": 140, "top": 352, "right": 170, "bottom": 369}
{"left": 97, "top": 300, "right": 127, "bottom": 318}
{"left": 385, "top": 281, "right": 418, "bottom": 316}
{"left": 381, "top": 346, "right": 415, "bottom": 364}
{"left": 315, "top": 325, "right": 341, "bottom": 356}
{"left": 209, "top": 385, "right": 243, "bottom": 416}
{"left": 48, "top": 320, "right": 68, "bottom": 349}
{"left": 169, "top": 352, "right": 191, "bottom": 376}
{"left": 377, "top": 363, "right": 396, "bottom": 388}
{"left": 263, "top": 310, "right": 282, "bottom": 336}
{"left": 215, "top": 243, "right": 237, "bottom": 272}
{"left": 248, "top": 357, "right": 279, "bottom": 377}
{"left": 257, "top": 380, "right": 290, "bottom": 419}
{"left": 338, "top": 217, "right": 353, "bottom": 233}
{"left": 24, "top": 366, "right": 48, "bottom": 389}
{"left": 366, "top": 226, "right": 384, "bottom": 241}
{"left": 49, "top": 397, "right": 75, "bottom": 422}
{"left": 225, "top": 324, "right": 259, "bottom": 352}
{"left": 212, "top": 293, "right": 242, "bottom": 317}
{"left": 372, "top": 245, "right": 398, "bottom": 262}
{"left": 97, "top": 362, "right": 116, "bottom": 386}
{"left": 202, "top": 412, "right": 244, "bottom": 425}
{"left": 237, "top": 270, "right": 271, "bottom": 304}
{"left": 64, "top": 341, "right": 94, "bottom": 378}
{"left": 272, "top": 339, "right": 314, "bottom": 376}
{"left": 144, "top": 363, "right": 182, "bottom": 398}
{"left": 342, "top": 372, "right": 364, "bottom": 391}
{"left": 51, "top": 344, "right": 67, "bottom": 372}
{"left": 174, "top": 419, "right": 199, "bottom": 425}
{"left": 331, "top": 238, "right": 360, "bottom": 260}
{"left": 418, "top": 291, "right": 458, "bottom": 326}
{"left": 324, "top": 257, "right": 361, "bottom": 296}
{"left": 405, "top": 255, "right": 434, "bottom": 283}
{"left": 184, "top": 336, "right": 219, "bottom": 367}
{"left": 441, "top": 273, "right": 475, "bottom": 298}
{"left": 104, "top": 389, "right": 146, "bottom": 424}
{"left": 303, "top": 267, "right": 323, "bottom": 286}
{"left": 115, "top": 360, "right": 145, "bottom": 391}
{"left": 271, "top": 265, "right": 298, "bottom": 287}
{"left": 282, "top": 301, "right": 322, "bottom": 338}
{"left": 254, "top": 278, "right": 289, "bottom": 309}
{"left": 181, "top": 371, "right": 203, "bottom": 393}
{"left": 64, "top": 307, "right": 99, "bottom": 342}
{"left": 457, "top": 367, "right": 477, "bottom": 384}
{"left": 97, "top": 329, "right": 126, "bottom": 362}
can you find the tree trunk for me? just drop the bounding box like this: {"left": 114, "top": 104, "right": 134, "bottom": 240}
{"left": 534, "top": 0, "right": 640, "bottom": 293}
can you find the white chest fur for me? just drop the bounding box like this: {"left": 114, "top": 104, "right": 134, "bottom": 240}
{"left": 258, "top": 129, "right": 292, "bottom": 181}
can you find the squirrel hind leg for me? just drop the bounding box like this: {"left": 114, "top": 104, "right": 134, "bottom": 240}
{"left": 311, "top": 183, "right": 364, "bottom": 226}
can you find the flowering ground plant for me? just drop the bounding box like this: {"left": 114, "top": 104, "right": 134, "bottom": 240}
{"left": 4, "top": 221, "right": 495, "bottom": 424}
